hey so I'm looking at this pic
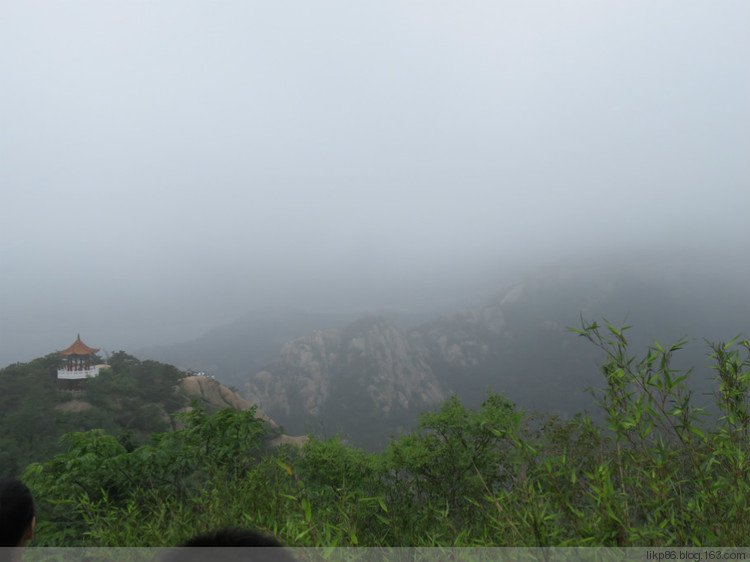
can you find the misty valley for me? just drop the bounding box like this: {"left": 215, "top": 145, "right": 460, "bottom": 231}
{"left": 3, "top": 0, "right": 748, "bottom": 551}
{"left": 2, "top": 256, "right": 749, "bottom": 547}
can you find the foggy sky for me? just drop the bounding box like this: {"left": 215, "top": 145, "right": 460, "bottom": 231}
{"left": 1, "top": 1, "right": 749, "bottom": 366}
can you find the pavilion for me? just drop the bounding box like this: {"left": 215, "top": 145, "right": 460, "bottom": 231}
{"left": 57, "top": 334, "right": 101, "bottom": 380}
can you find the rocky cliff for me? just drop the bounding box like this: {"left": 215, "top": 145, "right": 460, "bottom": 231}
{"left": 239, "top": 256, "right": 750, "bottom": 450}
{"left": 239, "top": 301, "right": 602, "bottom": 449}
{"left": 177, "top": 375, "right": 307, "bottom": 446}
{"left": 179, "top": 375, "right": 279, "bottom": 427}
{"left": 243, "top": 316, "right": 445, "bottom": 449}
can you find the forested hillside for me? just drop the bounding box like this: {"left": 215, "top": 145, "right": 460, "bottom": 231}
{"left": 0, "top": 352, "right": 290, "bottom": 477}
{"left": 20, "top": 322, "right": 750, "bottom": 546}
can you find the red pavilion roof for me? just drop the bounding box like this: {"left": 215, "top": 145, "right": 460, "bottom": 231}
{"left": 59, "top": 334, "right": 99, "bottom": 356}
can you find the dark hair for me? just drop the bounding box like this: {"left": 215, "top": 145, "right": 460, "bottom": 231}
{"left": 182, "top": 528, "right": 285, "bottom": 547}
{"left": 0, "top": 478, "right": 35, "bottom": 547}
{"left": 168, "top": 528, "right": 297, "bottom": 562}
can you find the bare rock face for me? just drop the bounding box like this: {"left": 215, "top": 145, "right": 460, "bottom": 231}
{"left": 341, "top": 317, "right": 444, "bottom": 415}
{"left": 411, "top": 304, "right": 507, "bottom": 371}
{"left": 179, "top": 375, "right": 306, "bottom": 446}
{"left": 242, "top": 317, "right": 446, "bottom": 447}
{"left": 179, "top": 375, "right": 278, "bottom": 427}
{"left": 243, "top": 328, "right": 342, "bottom": 420}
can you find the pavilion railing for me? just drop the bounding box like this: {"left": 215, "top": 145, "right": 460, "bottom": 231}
{"left": 57, "top": 366, "right": 100, "bottom": 380}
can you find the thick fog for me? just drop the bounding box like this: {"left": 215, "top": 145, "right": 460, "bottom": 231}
{"left": 1, "top": 1, "right": 748, "bottom": 366}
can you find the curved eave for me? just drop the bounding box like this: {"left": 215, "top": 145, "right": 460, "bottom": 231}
{"left": 59, "top": 335, "right": 99, "bottom": 356}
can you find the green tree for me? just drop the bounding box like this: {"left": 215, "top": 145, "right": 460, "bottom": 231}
{"left": 380, "top": 392, "right": 519, "bottom": 544}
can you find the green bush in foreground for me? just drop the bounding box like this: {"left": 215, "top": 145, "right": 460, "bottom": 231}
{"left": 23, "top": 321, "right": 750, "bottom": 546}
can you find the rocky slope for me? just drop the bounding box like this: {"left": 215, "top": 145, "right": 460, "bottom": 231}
{"left": 243, "top": 316, "right": 445, "bottom": 449}
{"left": 240, "top": 255, "right": 749, "bottom": 450}
{"left": 176, "top": 375, "right": 307, "bottom": 446}
{"left": 138, "top": 307, "right": 367, "bottom": 388}
{"left": 179, "top": 375, "right": 279, "bottom": 427}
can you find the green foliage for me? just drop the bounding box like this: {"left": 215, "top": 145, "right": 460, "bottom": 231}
{"left": 84, "top": 352, "right": 184, "bottom": 413}
{"left": 12, "top": 321, "right": 750, "bottom": 546}
{"left": 0, "top": 355, "right": 73, "bottom": 475}
{"left": 560, "top": 320, "right": 750, "bottom": 545}
{"left": 0, "top": 351, "right": 195, "bottom": 475}
{"left": 381, "top": 393, "right": 518, "bottom": 544}
{"left": 24, "top": 405, "right": 268, "bottom": 545}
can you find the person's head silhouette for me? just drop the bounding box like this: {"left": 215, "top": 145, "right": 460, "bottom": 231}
{"left": 0, "top": 478, "right": 35, "bottom": 547}
{"left": 173, "top": 528, "right": 296, "bottom": 562}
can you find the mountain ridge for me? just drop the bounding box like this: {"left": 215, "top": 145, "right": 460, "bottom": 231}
{"left": 140, "top": 255, "right": 750, "bottom": 450}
